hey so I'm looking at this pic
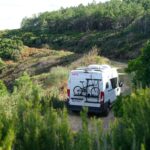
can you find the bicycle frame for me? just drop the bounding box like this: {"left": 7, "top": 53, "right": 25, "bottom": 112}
{"left": 73, "top": 79, "right": 101, "bottom": 100}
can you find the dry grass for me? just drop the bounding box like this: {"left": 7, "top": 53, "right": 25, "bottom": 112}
{"left": 22, "top": 46, "right": 110, "bottom": 100}
{"left": 69, "top": 47, "right": 110, "bottom": 69}
{"left": 1, "top": 46, "right": 129, "bottom": 100}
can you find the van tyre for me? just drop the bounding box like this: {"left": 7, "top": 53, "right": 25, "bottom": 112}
{"left": 102, "top": 103, "right": 109, "bottom": 116}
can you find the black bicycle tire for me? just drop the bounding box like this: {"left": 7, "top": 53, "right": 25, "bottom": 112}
{"left": 73, "top": 86, "right": 82, "bottom": 96}
{"left": 91, "top": 87, "right": 100, "bottom": 97}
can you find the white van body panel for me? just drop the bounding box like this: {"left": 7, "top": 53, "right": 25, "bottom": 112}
{"left": 67, "top": 64, "right": 121, "bottom": 113}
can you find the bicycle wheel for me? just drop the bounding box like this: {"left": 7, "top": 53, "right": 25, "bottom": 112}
{"left": 91, "top": 87, "right": 100, "bottom": 97}
{"left": 73, "top": 86, "right": 82, "bottom": 96}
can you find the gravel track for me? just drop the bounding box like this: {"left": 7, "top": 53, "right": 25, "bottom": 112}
{"left": 68, "top": 110, "right": 115, "bottom": 131}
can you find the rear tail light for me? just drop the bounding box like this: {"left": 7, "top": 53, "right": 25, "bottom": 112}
{"left": 99, "top": 91, "right": 104, "bottom": 104}
{"left": 67, "top": 89, "right": 70, "bottom": 98}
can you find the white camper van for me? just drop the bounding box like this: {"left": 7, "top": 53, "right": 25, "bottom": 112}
{"left": 67, "top": 64, "right": 122, "bottom": 115}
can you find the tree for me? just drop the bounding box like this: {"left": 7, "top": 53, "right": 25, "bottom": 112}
{"left": 123, "top": 0, "right": 150, "bottom": 10}
{"left": 126, "top": 41, "right": 150, "bottom": 87}
{"left": 0, "top": 38, "right": 23, "bottom": 60}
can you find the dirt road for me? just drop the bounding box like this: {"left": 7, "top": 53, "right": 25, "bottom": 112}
{"left": 68, "top": 110, "right": 115, "bottom": 131}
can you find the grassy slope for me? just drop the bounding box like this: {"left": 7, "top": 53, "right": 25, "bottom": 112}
{"left": 0, "top": 47, "right": 108, "bottom": 91}
{"left": 1, "top": 14, "right": 149, "bottom": 61}
{"left": 32, "top": 27, "right": 147, "bottom": 60}
{"left": 0, "top": 47, "right": 131, "bottom": 132}
{"left": 0, "top": 47, "right": 131, "bottom": 99}
{"left": 2, "top": 14, "right": 149, "bottom": 61}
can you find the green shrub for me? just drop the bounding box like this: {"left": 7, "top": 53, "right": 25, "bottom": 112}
{"left": 0, "top": 114, "right": 15, "bottom": 150}
{"left": 46, "top": 67, "right": 69, "bottom": 87}
{"left": 113, "top": 95, "right": 124, "bottom": 117}
{"left": 0, "top": 72, "right": 150, "bottom": 150}
{"left": 41, "top": 86, "right": 65, "bottom": 110}
{"left": 75, "top": 108, "right": 92, "bottom": 150}
{"left": 21, "top": 32, "right": 38, "bottom": 47}
{"left": 49, "top": 86, "right": 65, "bottom": 109}
{"left": 0, "top": 82, "right": 15, "bottom": 150}
{"left": 0, "top": 80, "right": 7, "bottom": 96}
{"left": 0, "top": 58, "right": 5, "bottom": 69}
{"left": 112, "top": 88, "right": 150, "bottom": 150}
{"left": 0, "top": 38, "right": 23, "bottom": 61}
{"left": 126, "top": 41, "right": 150, "bottom": 88}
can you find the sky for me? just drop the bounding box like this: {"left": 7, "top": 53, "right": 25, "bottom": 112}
{"left": 0, "top": 0, "right": 108, "bottom": 30}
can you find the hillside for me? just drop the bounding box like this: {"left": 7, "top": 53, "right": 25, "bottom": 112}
{"left": 0, "top": 47, "right": 109, "bottom": 89}
{"left": 1, "top": 0, "right": 150, "bottom": 60}
{"left": 0, "top": 1, "right": 150, "bottom": 149}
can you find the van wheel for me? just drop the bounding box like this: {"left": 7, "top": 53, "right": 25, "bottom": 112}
{"left": 102, "top": 103, "right": 109, "bottom": 117}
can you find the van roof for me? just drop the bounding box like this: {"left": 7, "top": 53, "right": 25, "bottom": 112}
{"left": 71, "top": 64, "right": 118, "bottom": 79}
{"left": 75, "top": 64, "right": 112, "bottom": 73}
{"left": 88, "top": 64, "right": 111, "bottom": 70}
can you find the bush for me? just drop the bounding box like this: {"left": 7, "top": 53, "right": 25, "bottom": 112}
{"left": 49, "top": 86, "right": 65, "bottom": 109}
{"left": 0, "top": 80, "right": 7, "bottom": 96}
{"left": 112, "top": 88, "right": 150, "bottom": 150}
{"left": 0, "top": 58, "right": 5, "bottom": 69}
{"left": 0, "top": 81, "right": 15, "bottom": 150}
{"left": 0, "top": 114, "right": 15, "bottom": 150}
{"left": 0, "top": 72, "right": 150, "bottom": 150}
{"left": 126, "top": 41, "right": 150, "bottom": 88}
{"left": 46, "top": 67, "right": 69, "bottom": 87}
{"left": 41, "top": 86, "right": 65, "bottom": 110}
{"left": 0, "top": 38, "right": 23, "bottom": 61}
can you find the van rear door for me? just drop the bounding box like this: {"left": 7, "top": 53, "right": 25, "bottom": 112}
{"left": 69, "top": 70, "right": 102, "bottom": 105}
{"left": 69, "top": 71, "right": 91, "bottom": 105}
{"left": 84, "top": 73, "right": 102, "bottom": 103}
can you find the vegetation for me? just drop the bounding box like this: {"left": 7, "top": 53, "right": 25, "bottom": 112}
{"left": 0, "top": 68, "right": 149, "bottom": 150}
{"left": 0, "top": 58, "right": 5, "bottom": 69}
{"left": 126, "top": 41, "right": 150, "bottom": 87}
{"left": 0, "top": 0, "right": 150, "bottom": 149}
{"left": 113, "top": 88, "right": 150, "bottom": 150}
{"left": 20, "top": 0, "right": 144, "bottom": 33}
{"left": 46, "top": 67, "right": 69, "bottom": 87}
{"left": 0, "top": 38, "right": 23, "bottom": 60}
{"left": 1, "top": 0, "right": 150, "bottom": 60}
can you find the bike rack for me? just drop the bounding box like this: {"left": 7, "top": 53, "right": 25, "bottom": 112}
{"left": 73, "top": 79, "right": 101, "bottom": 103}
{"left": 85, "top": 78, "right": 101, "bottom": 102}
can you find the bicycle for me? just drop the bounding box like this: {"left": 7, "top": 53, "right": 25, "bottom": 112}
{"left": 73, "top": 81, "right": 100, "bottom": 97}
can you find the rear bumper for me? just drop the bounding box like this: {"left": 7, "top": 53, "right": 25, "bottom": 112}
{"left": 68, "top": 103, "right": 107, "bottom": 114}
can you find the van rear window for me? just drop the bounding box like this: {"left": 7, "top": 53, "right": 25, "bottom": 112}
{"left": 110, "top": 78, "right": 117, "bottom": 89}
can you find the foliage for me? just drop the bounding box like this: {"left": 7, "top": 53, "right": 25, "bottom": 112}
{"left": 0, "top": 72, "right": 150, "bottom": 150}
{"left": 0, "top": 38, "right": 23, "bottom": 60}
{"left": 0, "top": 0, "right": 150, "bottom": 62}
{"left": 126, "top": 41, "right": 150, "bottom": 87}
{"left": 0, "top": 0, "right": 150, "bottom": 148}
{"left": 0, "top": 114, "right": 15, "bottom": 150}
{"left": 48, "top": 86, "right": 65, "bottom": 109}
{"left": 75, "top": 108, "right": 92, "bottom": 150}
{"left": 20, "top": 0, "right": 144, "bottom": 33}
{"left": 113, "top": 95, "right": 124, "bottom": 117}
{"left": 0, "top": 58, "right": 5, "bottom": 69}
{"left": 0, "top": 0, "right": 150, "bottom": 59}
{"left": 123, "top": 0, "right": 150, "bottom": 10}
{"left": 17, "top": 0, "right": 146, "bottom": 57}
{"left": 46, "top": 67, "right": 69, "bottom": 87}
{"left": 112, "top": 88, "right": 150, "bottom": 150}
{"left": 0, "top": 80, "right": 8, "bottom": 96}
{"left": 0, "top": 73, "right": 73, "bottom": 150}
{"left": 70, "top": 46, "right": 110, "bottom": 68}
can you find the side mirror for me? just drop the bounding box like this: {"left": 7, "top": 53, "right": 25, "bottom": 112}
{"left": 119, "top": 81, "right": 123, "bottom": 87}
